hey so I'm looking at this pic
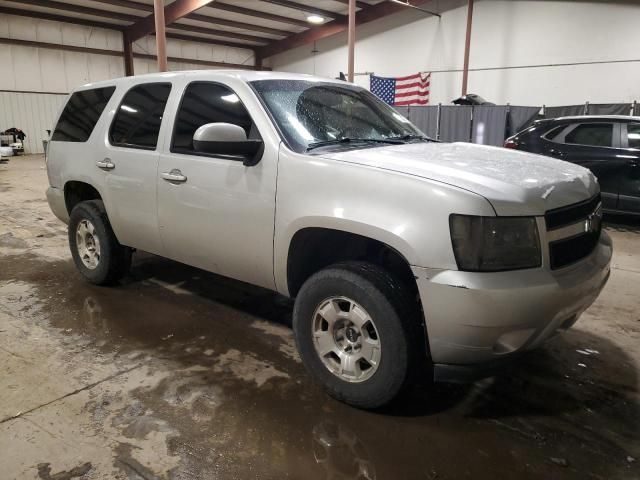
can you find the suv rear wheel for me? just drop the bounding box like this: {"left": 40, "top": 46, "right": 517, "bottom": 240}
{"left": 293, "top": 262, "right": 426, "bottom": 409}
{"left": 68, "top": 200, "right": 131, "bottom": 285}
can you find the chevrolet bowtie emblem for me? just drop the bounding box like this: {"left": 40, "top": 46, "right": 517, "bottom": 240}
{"left": 584, "top": 206, "right": 602, "bottom": 234}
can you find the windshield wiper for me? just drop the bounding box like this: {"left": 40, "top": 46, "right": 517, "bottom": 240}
{"left": 306, "top": 137, "right": 404, "bottom": 151}
{"left": 388, "top": 134, "right": 436, "bottom": 142}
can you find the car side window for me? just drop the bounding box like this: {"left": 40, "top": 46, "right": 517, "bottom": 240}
{"left": 626, "top": 123, "right": 640, "bottom": 149}
{"left": 171, "top": 82, "right": 258, "bottom": 154}
{"left": 543, "top": 125, "right": 567, "bottom": 142}
{"left": 51, "top": 87, "right": 115, "bottom": 142}
{"left": 109, "top": 83, "right": 172, "bottom": 150}
{"left": 564, "top": 123, "right": 613, "bottom": 148}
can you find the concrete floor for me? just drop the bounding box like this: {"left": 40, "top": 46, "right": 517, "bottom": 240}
{"left": 0, "top": 155, "right": 638, "bottom": 480}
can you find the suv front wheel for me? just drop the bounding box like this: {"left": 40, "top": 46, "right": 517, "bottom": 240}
{"left": 68, "top": 200, "right": 131, "bottom": 285}
{"left": 293, "top": 262, "right": 426, "bottom": 409}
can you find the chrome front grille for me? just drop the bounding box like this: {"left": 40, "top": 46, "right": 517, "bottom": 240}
{"left": 545, "top": 194, "right": 602, "bottom": 270}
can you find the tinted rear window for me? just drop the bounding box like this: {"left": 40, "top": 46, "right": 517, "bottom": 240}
{"left": 626, "top": 123, "right": 640, "bottom": 149}
{"left": 51, "top": 87, "right": 115, "bottom": 142}
{"left": 543, "top": 125, "right": 566, "bottom": 141}
{"left": 565, "top": 123, "right": 613, "bottom": 147}
{"left": 110, "top": 83, "right": 171, "bottom": 149}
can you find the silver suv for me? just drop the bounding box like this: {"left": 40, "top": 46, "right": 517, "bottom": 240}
{"left": 46, "top": 71, "right": 611, "bottom": 408}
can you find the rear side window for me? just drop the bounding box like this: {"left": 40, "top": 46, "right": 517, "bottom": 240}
{"left": 51, "top": 87, "right": 115, "bottom": 142}
{"left": 110, "top": 83, "right": 171, "bottom": 149}
{"left": 626, "top": 123, "right": 640, "bottom": 148}
{"left": 543, "top": 125, "right": 566, "bottom": 141}
{"left": 171, "top": 82, "right": 256, "bottom": 153}
{"left": 565, "top": 123, "right": 613, "bottom": 147}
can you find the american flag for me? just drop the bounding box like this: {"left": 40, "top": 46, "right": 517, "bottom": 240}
{"left": 370, "top": 72, "right": 431, "bottom": 106}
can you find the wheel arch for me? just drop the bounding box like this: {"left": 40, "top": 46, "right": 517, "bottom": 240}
{"left": 281, "top": 219, "right": 419, "bottom": 298}
{"left": 63, "top": 180, "right": 104, "bottom": 215}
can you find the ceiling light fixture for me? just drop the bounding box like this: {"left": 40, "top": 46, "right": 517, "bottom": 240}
{"left": 307, "top": 14, "right": 325, "bottom": 24}
{"left": 389, "top": 0, "right": 441, "bottom": 17}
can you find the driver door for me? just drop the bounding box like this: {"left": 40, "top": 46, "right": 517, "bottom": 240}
{"left": 157, "top": 80, "right": 278, "bottom": 290}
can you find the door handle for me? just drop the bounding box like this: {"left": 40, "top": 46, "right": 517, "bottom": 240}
{"left": 96, "top": 158, "right": 115, "bottom": 170}
{"left": 161, "top": 169, "right": 187, "bottom": 183}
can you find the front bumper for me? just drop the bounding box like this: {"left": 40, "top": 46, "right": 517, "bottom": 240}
{"left": 46, "top": 186, "right": 69, "bottom": 224}
{"left": 412, "top": 231, "right": 612, "bottom": 379}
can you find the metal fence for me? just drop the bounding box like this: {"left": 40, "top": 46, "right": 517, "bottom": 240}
{"left": 401, "top": 101, "right": 639, "bottom": 146}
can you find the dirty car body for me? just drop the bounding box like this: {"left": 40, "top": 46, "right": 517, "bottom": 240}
{"left": 45, "top": 71, "right": 612, "bottom": 407}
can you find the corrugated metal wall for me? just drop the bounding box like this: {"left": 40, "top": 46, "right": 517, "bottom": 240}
{"left": 0, "top": 91, "right": 67, "bottom": 154}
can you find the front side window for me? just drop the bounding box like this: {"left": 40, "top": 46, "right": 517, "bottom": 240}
{"left": 110, "top": 83, "right": 171, "bottom": 149}
{"left": 565, "top": 123, "right": 613, "bottom": 147}
{"left": 172, "top": 82, "right": 257, "bottom": 154}
{"left": 52, "top": 87, "right": 115, "bottom": 142}
{"left": 250, "top": 79, "right": 426, "bottom": 153}
{"left": 626, "top": 123, "right": 640, "bottom": 149}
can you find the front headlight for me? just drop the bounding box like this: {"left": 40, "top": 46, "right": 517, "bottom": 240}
{"left": 449, "top": 215, "right": 541, "bottom": 272}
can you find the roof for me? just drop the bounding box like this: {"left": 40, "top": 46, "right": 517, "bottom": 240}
{"left": 77, "top": 69, "right": 348, "bottom": 90}
{"left": 547, "top": 115, "right": 640, "bottom": 122}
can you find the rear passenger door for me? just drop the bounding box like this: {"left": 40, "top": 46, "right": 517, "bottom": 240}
{"left": 618, "top": 122, "right": 640, "bottom": 213}
{"left": 101, "top": 82, "right": 172, "bottom": 255}
{"left": 156, "top": 80, "right": 278, "bottom": 290}
{"left": 555, "top": 122, "right": 623, "bottom": 210}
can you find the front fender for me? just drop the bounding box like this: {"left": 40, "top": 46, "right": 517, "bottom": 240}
{"left": 273, "top": 147, "right": 495, "bottom": 296}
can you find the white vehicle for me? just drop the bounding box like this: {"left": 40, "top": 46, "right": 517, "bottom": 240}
{"left": 46, "top": 71, "right": 611, "bottom": 408}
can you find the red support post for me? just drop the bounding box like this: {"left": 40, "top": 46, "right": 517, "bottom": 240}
{"left": 461, "top": 0, "right": 474, "bottom": 96}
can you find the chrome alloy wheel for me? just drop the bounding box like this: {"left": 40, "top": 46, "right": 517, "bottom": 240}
{"left": 312, "top": 297, "right": 382, "bottom": 383}
{"left": 76, "top": 219, "right": 101, "bottom": 270}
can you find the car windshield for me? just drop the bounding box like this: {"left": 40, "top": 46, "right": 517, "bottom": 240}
{"left": 250, "top": 79, "right": 428, "bottom": 153}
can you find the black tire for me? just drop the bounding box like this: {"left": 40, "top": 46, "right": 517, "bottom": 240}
{"left": 68, "top": 200, "right": 131, "bottom": 285}
{"left": 293, "top": 261, "right": 427, "bottom": 409}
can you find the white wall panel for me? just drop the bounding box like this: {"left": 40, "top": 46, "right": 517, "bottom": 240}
{"left": 270, "top": 0, "right": 640, "bottom": 106}
{"left": 0, "top": 13, "right": 255, "bottom": 95}
{"left": 39, "top": 50, "right": 69, "bottom": 93}
{"left": 0, "top": 92, "right": 66, "bottom": 154}
{"left": 12, "top": 46, "right": 43, "bottom": 92}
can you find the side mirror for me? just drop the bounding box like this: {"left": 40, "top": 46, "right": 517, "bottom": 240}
{"left": 193, "top": 123, "right": 263, "bottom": 166}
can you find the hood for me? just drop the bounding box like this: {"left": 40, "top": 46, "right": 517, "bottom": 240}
{"left": 319, "top": 142, "right": 598, "bottom": 216}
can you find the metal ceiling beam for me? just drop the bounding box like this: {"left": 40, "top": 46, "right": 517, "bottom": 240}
{"left": 258, "top": 0, "right": 435, "bottom": 58}
{"left": 3, "top": 6, "right": 125, "bottom": 30}
{"left": 164, "top": 32, "right": 256, "bottom": 50}
{"left": 127, "top": 0, "right": 212, "bottom": 41}
{"left": 167, "top": 23, "right": 269, "bottom": 44}
{"left": 331, "top": 0, "right": 370, "bottom": 9}
{"left": 126, "top": 0, "right": 273, "bottom": 44}
{"left": 86, "top": 0, "right": 153, "bottom": 11}
{"left": 205, "top": 2, "right": 309, "bottom": 28}
{"left": 3, "top": 6, "right": 258, "bottom": 50}
{"left": 185, "top": 12, "right": 289, "bottom": 37}
{"left": 259, "top": 0, "right": 344, "bottom": 19}
{"left": 89, "top": 0, "right": 290, "bottom": 36}
{"left": 0, "top": 36, "right": 257, "bottom": 70}
{"left": 5, "top": 0, "right": 140, "bottom": 22}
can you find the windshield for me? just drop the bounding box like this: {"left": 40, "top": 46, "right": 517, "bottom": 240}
{"left": 250, "top": 79, "right": 428, "bottom": 153}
